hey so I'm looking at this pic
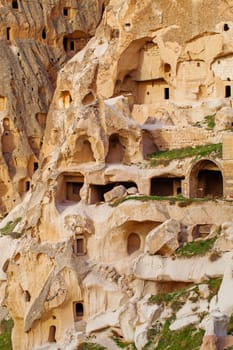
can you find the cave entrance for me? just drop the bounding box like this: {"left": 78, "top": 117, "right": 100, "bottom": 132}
{"left": 189, "top": 160, "right": 223, "bottom": 198}
{"left": 150, "top": 177, "right": 183, "bottom": 196}
{"left": 73, "top": 302, "right": 84, "bottom": 321}
{"left": 48, "top": 325, "right": 56, "bottom": 343}
{"left": 106, "top": 134, "right": 125, "bottom": 163}
{"left": 89, "top": 181, "right": 137, "bottom": 204}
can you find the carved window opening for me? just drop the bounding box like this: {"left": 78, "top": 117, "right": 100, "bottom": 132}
{"left": 73, "top": 302, "right": 84, "bottom": 321}
{"left": 12, "top": 1, "right": 18, "bottom": 9}
{"left": 164, "top": 63, "right": 171, "bottom": 72}
{"left": 225, "top": 85, "right": 231, "bottom": 98}
{"left": 127, "top": 233, "right": 140, "bottom": 255}
{"left": 70, "top": 40, "right": 75, "bottom": 51}
{"left": 192, "top": 224, "right": 212, "bottom": 240}
{"left": 63, "top": 7, "right": 69, "bottom": 16}
{"left": 24, "top": 290, "right": 31, "bottom": 302}
{"left": 63, "top": 37, "right": 68, "bottom": 51}
{"left": 60, "top": 91, "right": 72, "bottom": 108}
{"left": 73, "top": 236, "right": 86, "bottom": 255}
{"left": 224, "top": 23, "right": 230, "bottom": 31}
{"left": 150, "top": 177, "right": 184, "bottom": 196}
{"left": 164, "top": 87, "right": 170, "bottom": 100}
{"left": 26, "top": 181, "right": 30, "bottom": 191}
{"left": 48, "top": 325, "right": 56, "bottom": 343}
{"left": 33, "top": 162, "right": 38, "bottom": 171}
{"left": 6, "top": 27, "right": 11, "bottom": 41}
{"left": 42, "top": 28, "right": 46, "bottom": 40}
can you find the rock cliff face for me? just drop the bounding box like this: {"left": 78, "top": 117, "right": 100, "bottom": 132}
{"left": 2, "top": 0, "right": 233, "bottom": 349}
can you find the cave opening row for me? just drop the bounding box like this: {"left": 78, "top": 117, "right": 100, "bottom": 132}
{"left": 57, "top": 162, "right": 223, "bottom": 206}
{"left": 72, "top": 223, "right": 212, "bottom": 258}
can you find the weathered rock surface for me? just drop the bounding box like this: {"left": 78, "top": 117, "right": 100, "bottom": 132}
{"left": 2, "top": 0, "right": 233, "bottom": 349}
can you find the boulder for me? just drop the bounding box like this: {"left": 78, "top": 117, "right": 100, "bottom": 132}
{"left": 144, "top": 219, "right": 180, "bottom": 256}
{"left": 104, "top": 185, "right": 127, "bottom": 202}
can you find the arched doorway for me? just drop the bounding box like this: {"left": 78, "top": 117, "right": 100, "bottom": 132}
{"left": 74, "top": 136, "right": 95, "bottom": 164}
{"left": 189, "top": 160, "right": 223, "bottom": 198}
{"left": 48, "top": 325, "right": 56, "bottom": 343}
{"left": 127, "top": 233, "right": 141, "bottom": 255}
{"left": 106, "top": 134, "right": 125, "bottom": 163}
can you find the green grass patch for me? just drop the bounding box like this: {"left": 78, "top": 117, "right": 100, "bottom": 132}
{"left": 77, "top": 343, "right": 107, "bottom": 350}
{"left": 144, "top": 320, "right": 204, "bottom": 350}
{"left": 149, "top": 284, "right": 200, "bottom": 314}
{"left": 207, "top": 277, "right": 222, "bottom": 301}
{"left": 0, "top": 218, "right": 22, "bottom": 237}
{"left": 0, "top": 319, "right": 13, "bottom": 350}
{"left": 203, "top": 114, "right": 216, "bottom": 129}
{"left": 112, "top": 195, "right": 209, "bottom": 207}
{"left": 175, "top": 237, "right": 217, "bottom": 257}
{"left": 149, "top": 143, "right": 222, "bottom": 166}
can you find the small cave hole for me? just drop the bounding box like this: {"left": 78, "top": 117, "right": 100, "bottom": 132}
{"left": 82, "top": 92, "right": 95, "bottom": 105}
{"left": 74, "top": 302, "right": 84, "bottom": 321}
{"left": 164, "top": 63, "right": 171, "bottom": 72}
{"left": 164, "top": 87, "right": 170, "bottom": 100}
{"left": 12, "top": 0, "right": 18, "bottom": 9}
{"left": 127, "top": 233, "right": 140, "bottom": 255}
{"left": 224, "top": 23, "right": 230, "bottom": 31}
{"left": 42, "top": 28, "right": 46, "bottom": 40}
{"left": 63, "top": 7, "right": 69, "bottom": 16}
{"left": 24, "top": 290, "right": 31, "bottom": 302}
{"left": 225, "top": 85, "right": 231, "bottom": 98}
{"left": 48, "top": 325, "right": 56, "bottom": 343}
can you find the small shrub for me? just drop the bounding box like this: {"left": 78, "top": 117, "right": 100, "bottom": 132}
{"left": 175, "top": 237, "right": 217, "bottom": 257}
{"left": 149, "top": 143, "right": 222, "bottom": 166}
{"left": 204, "top": 113, "right": 216, "bottom": 129}
{"left": 0, "top": 318, "right": 13, "bottom": 350}
{"left": 207, "top": 277, "right": 222, "bottom": 301}
{"left": 0, "top": 218, "right": 22, "bottom": 237}
{"left": 144, "top": 320, "right": 204, "bottom": 350}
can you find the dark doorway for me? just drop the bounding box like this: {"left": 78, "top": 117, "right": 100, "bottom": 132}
{"left": 164, "top": 87, "right": 170, "bottom": 100}
{"left": 48, "top": 325, "right": 56, "bottom": 343}
{"left": 106, "top": 134, "right": 125, "bottom": 163}
{"left": 151, "top": 178, "right": 183, "bottom": 196}
{"left": 225, "top": 85, "right": 231, "bottom": 98}
{"left": 12, "top": 1, "right": 18, "bottom": 9}
{"left": 66, "top": 182, "right": 82, "bottom": 201}
{"left": 74, "top": 302, "right": 84, "bottom": 321}
{"left": 197, "top": 169, "right": 223, "bottom": 198}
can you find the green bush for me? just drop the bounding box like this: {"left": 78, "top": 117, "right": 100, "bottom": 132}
{"left": 0, "top": 319, "right": 13, "bottom": 350}
{"left": 175, "top": 237, "right": 217, "bottom": 257}
{"left": 0, "top": 218, "right": 22, "bottom": 237}
{"left": 149, "top": 143, "right": 222, "bottom": 166}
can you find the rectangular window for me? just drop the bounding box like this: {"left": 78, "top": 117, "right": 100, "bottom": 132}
{"left": 164, "top": 87, "right": 170, "bottom": 100}
{"left": 225, "top": 85, "right": 231, "bottom": 98}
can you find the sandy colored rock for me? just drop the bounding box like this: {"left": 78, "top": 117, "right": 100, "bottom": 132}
{"left": 144, "top": 219, "right": 180, "bottom": 256}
